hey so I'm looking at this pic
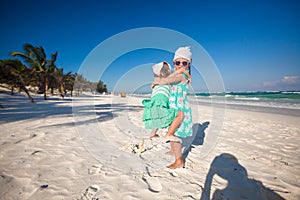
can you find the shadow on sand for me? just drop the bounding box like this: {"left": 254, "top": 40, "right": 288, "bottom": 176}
{"left": 182, "top": 121, "right": 209, "bottom": 160}
{"left": 0, "top": 94, "right": 73, "bottom": 123}
{"left": 0, "top": 93, "right": 144, "bottom": 128}
{"left": 201, "top": 153, "right": 285, "bottom": 200}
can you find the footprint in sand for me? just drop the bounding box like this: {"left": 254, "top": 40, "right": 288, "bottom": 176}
{"left": 80, "top": 185, "right": 100, "bottom": 200}
{"left": 88, "top": 164, "right": 102, "bottom": 175}
{"left": 165, "top": 167, "right": 188, "bottom": 177}
{"left": 143, "top": 175, "right": 162, "bottom": 193}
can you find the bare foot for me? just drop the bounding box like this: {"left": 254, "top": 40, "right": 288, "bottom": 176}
{"left": 168, "top": 162, "right": 184, "bottom": 169}
{"left": 167, "top": 158, "right": 185, "bottom": 169}
{"left": 165, "top": 151, "right": 175, "bottom": 156}
{"left": 164, "top": 135, "right": 182, "bottom": 143}
{"left": 164, "top": 133, "right": 172, "bottom": 139}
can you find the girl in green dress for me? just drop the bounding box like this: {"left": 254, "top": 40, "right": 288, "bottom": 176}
{"left": 142, "top": 61, "right": 190, "bottom": 138}
{"left": 152, "top": 46, "right": 193, "bottom": 169}
{"left": 142, "top": 61, "right": 176, "bottom": 138}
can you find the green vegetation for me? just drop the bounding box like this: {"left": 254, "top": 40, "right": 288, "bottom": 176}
{"left": 73, "top": 74, "right": 107, "bottom": 96}
{"left": 0, "top": 44, "right": 107, "bottom": 103}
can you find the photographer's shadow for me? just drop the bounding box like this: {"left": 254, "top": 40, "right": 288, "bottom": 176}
{"left": 200, "top": 153, "right": 285, "bottom": 200}
{"left": 182, "top": 122, "right": 209, "bottom": 159}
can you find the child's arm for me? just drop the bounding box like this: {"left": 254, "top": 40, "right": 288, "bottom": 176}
{"left": 153, "top": 74, "right": 183, "bottom": 86}
{"left": 168, "top": 68, "right": 191, "bottom": 83}
{"left": 168, "top": 68, "right": 184, "bottom": 77}
{"left": 181, "top": 68, "right": 192, "bottom": 84}
{"left": 168, "top": 68, "right": 191, "bottom": 79}
{"left": 180, "top": 68, "right": 191, "bottom": 80}
{"left": 152, "top": 68, "right": 192, "bottom": 87}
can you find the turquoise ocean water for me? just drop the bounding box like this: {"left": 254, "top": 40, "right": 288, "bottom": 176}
{"left": 194, "top": 91, "right": 300, "bottom": 105}
{"left": 191, "top": 91, "right": 300, "bottom": 116}
{"left": 133, "top": 91, "right": 300, "bottom": 116}
{"left": 195, "top": 91, "right": 300, "bottom": 100}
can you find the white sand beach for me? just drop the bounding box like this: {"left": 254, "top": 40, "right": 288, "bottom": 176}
{"left": 0, "top": 91, "right": 299, "bottom": 199}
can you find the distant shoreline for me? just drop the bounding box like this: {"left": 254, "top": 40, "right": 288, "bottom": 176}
{"left": 131, "top": 91, "right": 300, "bottom": 116}
{"left": 189, "top": 99, "right": 300, "bottom": 117}
{"left": 130, "top": 93, "right": 300, "bottom": 117}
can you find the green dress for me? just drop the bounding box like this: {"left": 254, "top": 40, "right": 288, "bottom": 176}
{"left": 169, "top": 74, "right": 193, "bottom": 138}
{"left": 142, "top": 85, "right": 177, "bottom": 129}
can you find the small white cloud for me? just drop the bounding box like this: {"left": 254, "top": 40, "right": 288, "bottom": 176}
{"left": 262, "top": 75, "right": 300, "bottom": 90}
{"left": 281, "top": 76, "right": 300, "bottom": 84}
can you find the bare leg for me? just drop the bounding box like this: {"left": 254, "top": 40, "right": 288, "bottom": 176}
{"left": 149, "top": 129, "right": 159, "bottom": 138}
{"left": 166, "top": 141, "right": 175, "bottom": 155}
{"left": 165, "top": 111, "right": 184, "bottom": 138}
{"left": 165, "top": 111, "right": 184, "bottom": 154}
{"left": 168, "top": 141, "right": 184, "bottom": 169}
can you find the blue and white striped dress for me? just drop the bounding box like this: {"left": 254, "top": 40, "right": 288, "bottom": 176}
{"left": 151, "top": 85, "right": 171, "bottom": 98}
{"left": 142, "top": 85, "right": 177, "bottom": 129}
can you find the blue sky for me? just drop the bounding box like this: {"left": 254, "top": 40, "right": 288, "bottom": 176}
{"left": 1, "top": 0, "right": 300, "bottom": 92}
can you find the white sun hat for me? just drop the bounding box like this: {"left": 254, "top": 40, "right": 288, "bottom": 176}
{"left": 152, "top": 61, "right": 171, "bottom": 76}
{"left": 173, "top": 46, "right": 192, "bottom": 63}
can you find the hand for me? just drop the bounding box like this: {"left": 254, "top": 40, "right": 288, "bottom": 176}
{"left": 151, "top": 82, "right": 157, "bottom": 89}
{"left": 178, "top": 68, "right": 185, "bottom": 73}
{"left": 188, "top": 77, "right": 192, "bottom": 84}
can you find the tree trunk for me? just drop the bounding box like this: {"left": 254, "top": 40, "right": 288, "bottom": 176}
{"left": 59, "top": 85, "right": 64, "bottom": 99}
{"left": 44, "top": 77, "right": 48, "bottom": 100}
{"left": 15, "top": 75, "right": 35, "bottom": 103}
{"left": 21, "top": 85, "right": 35, "bottom": 103}
{"left": 10, "top": 86, "right": 14, "bottom": 95}
{"left": 44, "top": 86, "right": 48, "bottom": 100}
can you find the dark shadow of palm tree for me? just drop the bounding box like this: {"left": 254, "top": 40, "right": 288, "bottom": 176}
{"left": 37, "top": 102, "right": 140, "bottom": 128}
{"left": 0, "top": 94, "right": 138, "bottom": 126}
{"left": 0, "top": 94, "right": 73, "bottom": 123}
{"left": 201, "top": 153, "right": 285, "bottom": 200}
{"left": 182, "top": 122, "right": 209, "bottom": 160}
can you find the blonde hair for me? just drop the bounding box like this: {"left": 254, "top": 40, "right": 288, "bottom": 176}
{"left": 159, "top": 62, "right": 172, "bottom": 78}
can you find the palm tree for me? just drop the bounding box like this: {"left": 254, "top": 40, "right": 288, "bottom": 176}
{"left": 45, "top": 52, "right": 59, "bottom": 97}
{"left": 96, "top": 80, "right": 107, "bottom": 93}
{"left": 74, "top": 74, "right": 86, "bottom": 95}
{"left": 10, "top": 44, "right": 57, "bottom": 100}
{"left": 0, "top": 59, "right": 35, "bottom": 103}
{"left": 48, "top": 67, "right": 65, "bottom": 98}
{"left": 62, "top": 72, "right": 76, "bottom": 97}
{"left": 0, "top": 60, "right": 16, "bottom": 94}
